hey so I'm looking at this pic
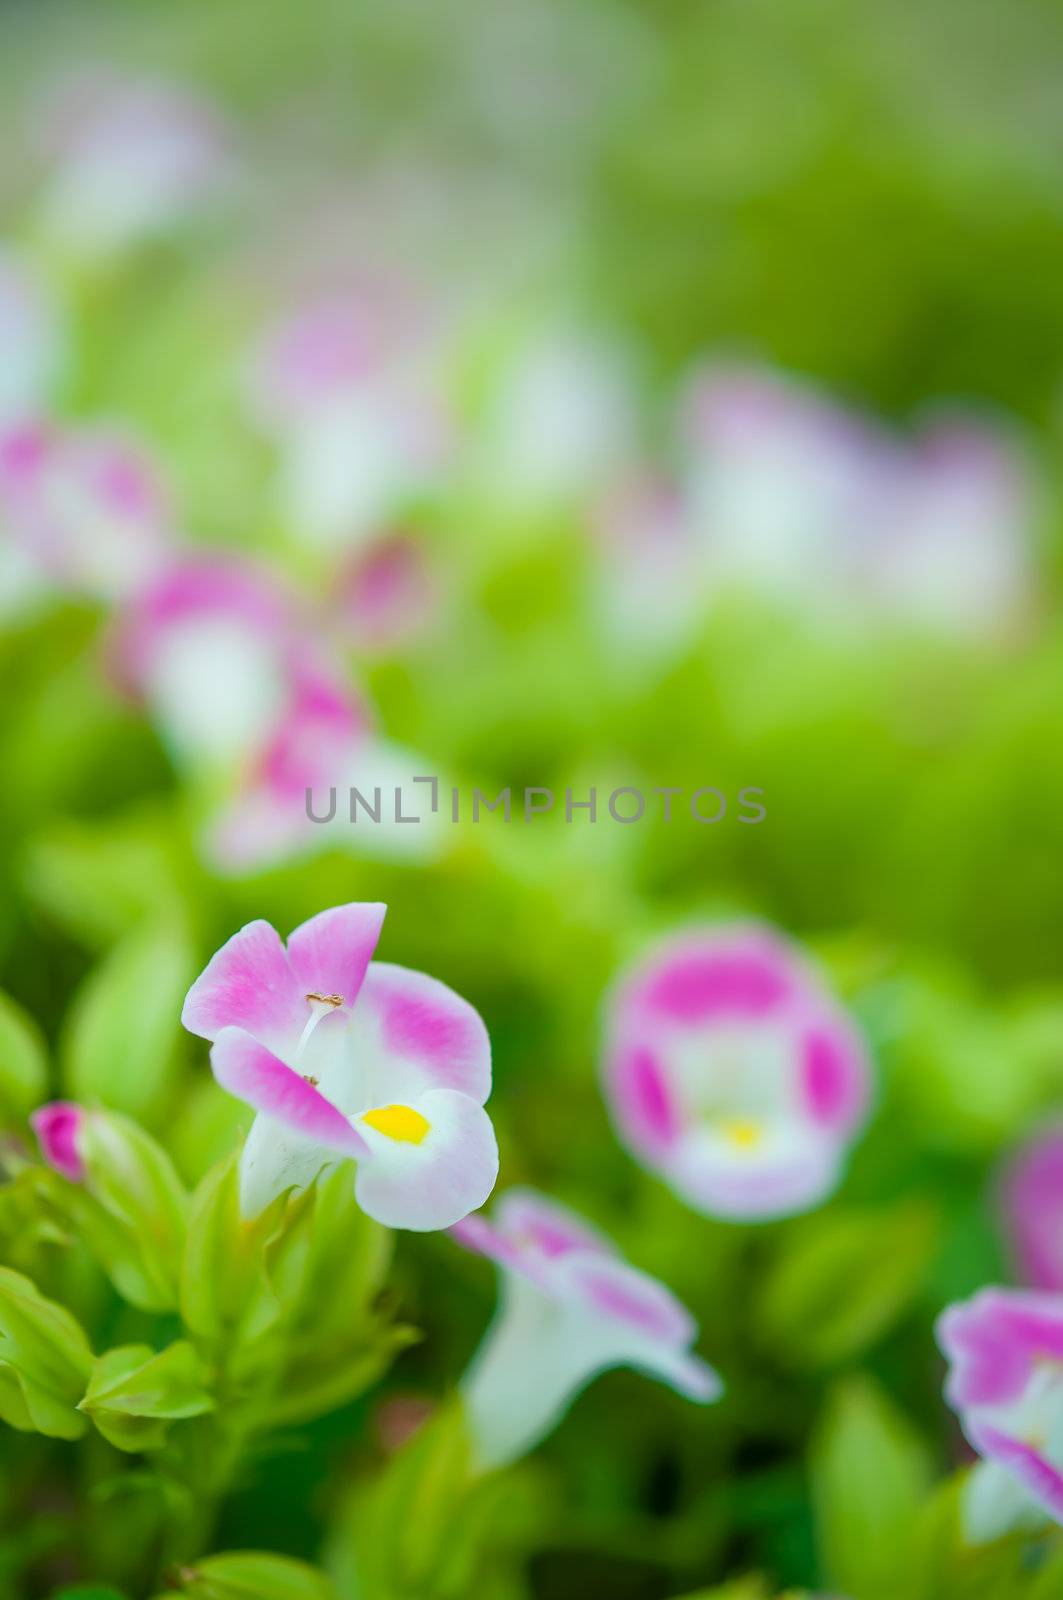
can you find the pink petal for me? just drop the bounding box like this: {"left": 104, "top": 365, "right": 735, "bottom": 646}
{"left": 620, "top": 926, "right": 802, "bottom": 1027}
{"left": 353, "top": 962, "right": 491, "bottom": 1103}
{"left": 561, "top": 1253, "right": 696, "bottom": 1347}
{"left": 938, "top": 1288, "right": 1063, "bottom": 1412}
{"left": 798, "top": 1014, "right": 871, "bottom": 1133}
{"left": 1000, "top": 1128, "right": 1063, "bottom": 1291}
{"left": 182, "top": 919, "right": 305, "bottom": 1056}
{"left": 211, "top": 1027, "right": 366, "bottom": 1157}
{"left": 607, "top": 1043, "right": 684, "bottom": 1158}
{"left": 495, "top": 1189, "right": 614, "bottom": 1261}
{"left": 287, "top": 902, "right": 386, "bottom": 1008}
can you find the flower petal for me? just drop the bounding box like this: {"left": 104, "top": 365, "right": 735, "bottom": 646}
{"left": 617, "top": 925, "right": 803, "bottom": 1028}
{"left": 347, "top": 962, "right": 491, "bottom": 1104}
{"left": 969, "top": 1422, "right": 1063, "bottom": 1526}
{"left": 559, "top": 1252, "right": 697, "bottom": 1347}
{"left": 182, "top": 920, "right": 304, "bottom": 1056}
{"left": 286, "top": 902, "right": 386, "bottom": 1009}
{"left": 937, "top": 1287, "right": 1063, "bottom": 1412}
{"left": 210, "top": 1027, "right": 366, "bottom": 1159}
{"left": 797, "top": 1012, "right": 871, "bottom": 1134}
{"left": 354, "top": 1088, "right": 498, "bottom": 1231}
{"left": 494, "top": 1189, "right": 615, "bottom": 1261}
{"left": 237, "top": 1112, "right": 342, "bottom": 1218}
{"left": 1000, "top": 1127, "right": 1063, "bottom": 1292}
{"left": 963, "top": 1457, "right": 1052, "bottom": 1545}
{"left": 605, "top": 1042, "right": 683, "bottom": 1161}
{"left": 669, "top": 1124, "right": 842, "bottom": 1221}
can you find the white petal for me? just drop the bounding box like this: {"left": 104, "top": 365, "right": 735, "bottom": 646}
{"left": 238, "top": 1112, "right": 339, "bottom": 1217}
{"left": 962, "top": 1458, "right": 1050, "bottom": 1545}
{"left": 353, "top": 1089, "right": 497, "bottom": 1232}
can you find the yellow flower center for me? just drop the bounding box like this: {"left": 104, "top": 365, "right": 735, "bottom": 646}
{"left": 718, "top": 1117, "right": 764, "bottom": 1149}
{"left": 362, "top": 1103, "right": 431, "bottom": 1144}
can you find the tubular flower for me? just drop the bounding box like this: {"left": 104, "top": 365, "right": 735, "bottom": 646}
{"left": 602, "top": 924, "right": 871, "bottom": 1221}
{"left": 182, "top": 903, "right": 497, "bottom": 1228}
{"left": 937, "top": 1287, "right": 1063, "bottom": 1543}
{"left": 452, "top": 1188, "right": 721, "bottom": 1469}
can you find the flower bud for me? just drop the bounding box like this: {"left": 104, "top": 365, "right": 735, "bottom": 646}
{"left": 38, "top": 1105, "right": 188, "bottom": 1312}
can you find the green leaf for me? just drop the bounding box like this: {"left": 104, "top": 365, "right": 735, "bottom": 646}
{"left": 257, "top": 1169, "right": 414, "bottom": 1428}
{"left": 811, "top": 1375, "right": 933, "bottom": 1600}
{"left": 163, "top": 1551, "right": 336, "bottom": 1600}
{"left": 61, "top": 920, "right": 194, "bottom": 1124}
{"left": 180, "top": 1153, "right": 285, "bottom": 1365}
{"left": 22, "top": 807, "right": 191, "bottom": 950}
{"left": 0, "top": 989, "right": 47, "bottom": 1123}
{"left": 50, "top": 1587, "right": 128, "bottom": 1599}
{"left": 81, "top": 1340, "right": 214, "bottom": 1453}
{"left": 345, "top": 1399, "right": 484, "bottom": 1597}
{"left": 55, "top": 1111, "right": 189, "bottom": 1312}
{"left": 0, "top": 1266, "right": 94, "bottom": 1439}
{"left": 757, "top": 1201, "right": 939, "bottom": 1368}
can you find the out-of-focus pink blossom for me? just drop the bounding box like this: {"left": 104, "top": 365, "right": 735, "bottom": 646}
{"left": 0, "top": 422, "right": 172, "bottom": 604}
{"left": 33, "top": 67, "right": 233, "bottom": 256}
{"left": 452, "top": 1188, "right": 721, "bottom": 1467}
{"left": 182, "top": 902, "right": 497, "bottom": 1227}
{"left": 246, "top": 286, "right": 453, "bottom": 549}
{"left": 938, "top": 1287, "right": 1063, "bottom": 1542}
{"left": 601, "top": 923, "right": 872, "bottom": 1221}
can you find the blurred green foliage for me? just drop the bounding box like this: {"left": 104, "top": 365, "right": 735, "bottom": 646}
{"left": 1, "top": 0, "right": 1063, "bottom": 1597}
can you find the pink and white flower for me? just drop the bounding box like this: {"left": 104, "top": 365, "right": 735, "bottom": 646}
{"left": 33, "top": 68, "right": 232, "bottom": 256}
{"left": 1000, "top": 1127, "right": 1063, "bottom": 1293}
{"left": 246, "top": 288, "right": 452, "bottom": 549}
{"left": 0, "top": 251, "right": 61, "bottom": 422}
{"left": 204, "top": 652, "right": 442, "bottom": 872}
{"left": 679, "top": 362, "right": 882, "bottom": 614}
{"left": 182, "top": 903, "right": 497, "bottom": 1228}
{"left": 0, "top": 422, "right": 172, "bottom": 604}
{"left": 476, "top": 326, "right": 639, "bottom": 507}
{"left": 678, "top": 362, "right": 1040, "bottom": 640}
{"left": 866, "top": 417, "right": 1038, "bottom": 640}
{"left": 31, "top": 1101, "right": 87, "bottom": 1183}
{"left": 452, "top": 1188, "right": 720, "bottom": 1468}
{"left": 937, "top": 1287, "right": 1063, "bottom": 1542}
{"left": 602, "top": 924, "right": 872, "bottom": 1221}
{"left": 110, "top": 555, "right": 296, "bottom": 767}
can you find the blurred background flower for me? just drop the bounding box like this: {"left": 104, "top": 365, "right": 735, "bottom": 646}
{"left": 2, "top": 0, "right": 1063, "bottom": 1597}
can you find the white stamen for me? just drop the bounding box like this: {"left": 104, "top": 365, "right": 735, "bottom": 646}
{"left": 293, "top": 992, "right": 344, "bottom": 1061}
